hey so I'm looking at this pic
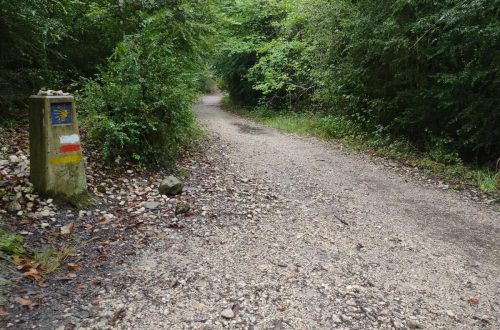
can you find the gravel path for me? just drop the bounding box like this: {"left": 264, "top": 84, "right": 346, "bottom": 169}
{"left": 85, "top": 94, "right": 499, "bottom": 329}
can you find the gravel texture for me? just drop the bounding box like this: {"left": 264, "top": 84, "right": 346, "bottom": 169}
{"left": 4, "top": 95, "right": 498, "bottom": 329}
{"left": 74, "top": 94, "right": 499, "bottom": 329}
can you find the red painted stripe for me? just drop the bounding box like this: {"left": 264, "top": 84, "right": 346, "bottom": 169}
{"left": 60, "top": 144, "right": 81, "bottom": 153}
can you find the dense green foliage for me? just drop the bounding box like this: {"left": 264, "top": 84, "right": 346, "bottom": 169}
{"left": 80, "top": 1, "right": 213, "bottom": 164}
{"left": 2, "top": 0, "right": 498, "bottom": 167}
{"left": 215, "top": 0, "right": 500, "bottom": 166}
{"left": 0, "top": 0, "right": 124, "bottom": 118}
{"left": 1, "top": 0, "right": 213, "bottom": 165}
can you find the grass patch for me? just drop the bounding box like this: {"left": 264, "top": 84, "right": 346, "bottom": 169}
{"left": 32, "top": 246, "right": 74, "bottom": 276}
{"left": 0, "top": 228, "right": 25, "bottom": 259}
{"left": 0, "top": 227, "right": 73, "bottom": 278}
{"left": 475, "top": 171, "right": 500, "bottom": 192}
{"left": 223, "top": 97, "right": 499, "bottom": 197}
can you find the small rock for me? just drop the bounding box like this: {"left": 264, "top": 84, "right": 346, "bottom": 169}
{"left": 340, "top": 314, "right": 352, "bottom": 322}
{"left": 8, "top": 200, "right": 22, "bottom": 212}
{"left": 407, "top": 320, "right": 421, "bottom": 329}
{"left": 159, "top": 176, "right": 184, "bottom": 196}
{"left": 144, "top": 202, "right": 160, "bottom": 210}
{"left": 175, "top": 202, "right": 190, "bottom": 215}
{"left": 221, "top": 308, "right": 235, "bottom": 319}
{"left": 332, "top": 315, "right": 342, "bottom": 323}
{"left": 41, "top": 223, "right": 50, "bottom": 229}
{"left": 8, "top": 155, "right": 19, "bottom": 163}
{"left": 393, "top": 319, "right": 404, "bottom": 328}
{"left": 40, "top": 209, "right": 51, "bottom": 217}
{"left": 255, "top": 283, "right": 266, "bottom": 291}
{"left": 446, "top": 310, "right": 455, "bottom": 318}
{"left": 479, "top": 315, "right": 490, "bottom": 323}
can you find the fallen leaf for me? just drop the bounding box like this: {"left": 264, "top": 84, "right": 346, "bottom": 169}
{"left": 17, "top": 297, "right": 32, "bottom": 306}
{"left": 91, "top": 279, "right": 102, "bottom": 286}
{"left": 468, "top": 298, "right": 480, "bottom": 305}
{"left": 16, "top": 297, "right": 37, "bottom": 309}
{"left": 17, "top": 262, "right": 34, "bottom": 271}
{"left": 0, "top": 305, "right": 8, "bottom": 316}
{"left": 12, "top": 255, "right": 24, "bottom": 264}
{"left": 23, "top": 267, "right": 46, "bottom": 287}
{"left": 24, "top": 268, "right": 41, "bottom": 280}
{"left": 67, "top": 263, "right": 81, "bottom": 271}
{"left": 108, "top": 308, "right": 126, "bottom": 326}
{"left": 76, "top": 284, "right": 86, "bottom": 290}
{"left": 61, "top": 223, "right": 75, "bottom": 235}
{"left": 66, "top": 272, "right": 77, "bottom": 280}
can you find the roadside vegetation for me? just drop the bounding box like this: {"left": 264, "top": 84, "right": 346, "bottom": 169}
{"left": 214, "top": 0, "right": 499, "bottom": 195}
{"left": 1, "top": 0, "right": 215, "bottom": 166}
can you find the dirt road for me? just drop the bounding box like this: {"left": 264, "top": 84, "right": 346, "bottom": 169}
{"left": 86, "top": 94, "right": 499, "bottom": 329}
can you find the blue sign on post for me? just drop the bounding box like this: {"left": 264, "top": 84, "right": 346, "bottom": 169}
{"left": 50, "top": 103, "right": 73, "bottom": 125}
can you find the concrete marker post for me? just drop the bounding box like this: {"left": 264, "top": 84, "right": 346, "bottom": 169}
{"left": 29, "top": 93, "right": 88, "bottom": 201}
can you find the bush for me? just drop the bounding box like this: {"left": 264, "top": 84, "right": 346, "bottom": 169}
{"left": 79, "top": 3, "right": 212, "bottom": 165}
{"left": 0, "top": 0, "right": 125, "bottom": 117}
{"left": 214, "top": 0, "right": 500, "bottom": 166}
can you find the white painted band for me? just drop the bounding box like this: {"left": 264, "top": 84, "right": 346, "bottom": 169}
{"left": 60, "top": 134, "right": 80, "bottom": 144}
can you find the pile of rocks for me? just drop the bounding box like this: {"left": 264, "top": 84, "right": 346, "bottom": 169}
{"left": 36, "top": 89, "right": 71, "bottom": 97}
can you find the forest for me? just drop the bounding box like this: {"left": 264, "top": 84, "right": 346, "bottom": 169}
{"left": 1, "top": 0, "right": 499, "bottom": 182}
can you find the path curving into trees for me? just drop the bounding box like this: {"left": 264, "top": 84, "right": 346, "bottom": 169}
{"left": 87, "top": 95, "right": 499, "bottom": 329}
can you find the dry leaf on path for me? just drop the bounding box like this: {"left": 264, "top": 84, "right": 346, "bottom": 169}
{"left": 68, "top": 263, "right": 81, "bottom": 271}
{"left": 66, "top": 272, "right": 78, "bottom": 280}
{"left": 0, "top": 305, "right": 8, "bottom": 316}
{"left": 12, "top": 255, "right": 24, "bottom": 264}
{"left": 16, "top": 297, "right": 37, "bottom": 309}
{"left": 468, "top": 298, "right": 480, "bottom": 305}
{"left": 23, "top": 267, "right": 47, "bottom": 287}
{"left": 61, "top": 223, "right": 75, "bottom": 235}
{"left": 108, "top": 308, "right": 126, "bottom": 327}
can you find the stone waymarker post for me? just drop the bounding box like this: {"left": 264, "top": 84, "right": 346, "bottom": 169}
{"left": 29, "top": 92, "right": 88, "bottom": 199}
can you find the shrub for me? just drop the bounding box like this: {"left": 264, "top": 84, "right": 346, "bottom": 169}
{"left": 214, "top": 0, "right": 500, "bottom": 166}
{"left": 80, "top": 3, "right": 212, "bottom": 165}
